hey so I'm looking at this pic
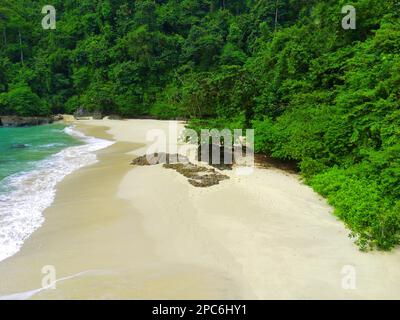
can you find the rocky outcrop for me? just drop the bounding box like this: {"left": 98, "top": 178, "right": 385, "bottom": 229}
{"left": 74, "top": 107, "right": 102, "bottom": 120}
{"left": 163, "top": 163, "right": 229, "bottom": 188}
{"left": 131, "top": 153, "right": 230, "bottom": 188}
{"left": 11, "top": 143, "right": 29, "bottom": 149}
{"left": 0, "top": 115, "right": 64, "bottom": 127}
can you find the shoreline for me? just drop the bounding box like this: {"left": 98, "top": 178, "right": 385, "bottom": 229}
{"left": 0, "top": 119, "right": 399, "bottom": 299}
{"left": 0, "top": 123, "right": 114, "bottom": 262}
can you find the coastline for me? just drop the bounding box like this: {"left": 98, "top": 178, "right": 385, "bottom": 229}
{"left": 0, "top": 123, "right": 113, "bottom": 262}
{"left": 0, "top": 119, "right": 399, "bottom": 299}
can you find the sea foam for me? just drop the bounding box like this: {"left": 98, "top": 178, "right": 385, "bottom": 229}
{"left": 0, "top": 126, "right": 114, "bottom": 262}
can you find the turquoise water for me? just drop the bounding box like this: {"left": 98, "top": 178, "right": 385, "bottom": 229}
{"left": 0, "top": 124, "right": 114, "bottom": 262}
{"left": 0, "top": 124, "right": 81, "bottom": 184}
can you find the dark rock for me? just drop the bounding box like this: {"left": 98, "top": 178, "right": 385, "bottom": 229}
{"left": 131, "top": 155, "right": 152, "bottom": 166}
{"left": 163, "top": 163, "right": 229, "bottom": 188}
{"left": 92, "top": 110, "right": 103, "bottom": 120}
{"left": 131, "top": 152, "right": 229, "bottom": 188}
{"left": 131, "top": 153, "right": 188, "bottom": 166}
{"left": 197, "top": 143, "right": 236, "bottom": 170}
{"left": 0, "top": 116, "right": 53, "bottom": 127}
{"left": 51, "top": 114, "right": 64, "bottom": 122}
{"left": 74, "top": 107, "right": 87, "bottom": 118}
{"left": 74, "top": 107, "right": 102, "bottom": 120}
{"left": 11, "top": 143, "right": 29, "bottom": 149}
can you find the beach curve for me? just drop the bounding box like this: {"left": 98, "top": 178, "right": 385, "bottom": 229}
{"left": 0, "top": 119, "right": 399, "bottom": 299}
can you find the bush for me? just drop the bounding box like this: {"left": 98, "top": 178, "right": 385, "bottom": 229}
{"left": 4, "top": 86, "right": 50, "bottom": 116}
{"left": 80, "top": 83, "right": 117, "bottom": 115}
{"left": 311, "top": 166, "right": 400, "bottom": 251}
{"left": 252, "top": 117, "right": 278, "bottom": 154}
{"left": 300, "top": 157, "right": 328, "bottom": 179}
{"left": 0, "top": 93, "right": 10, "bottom": 115}
{"left": 187, "top": 113, "right": 246, "bottom": 134}
{"left": 150, "top": 102, "right": 183, "bottom": 120}
{"left": 65, "top": 96, "right": 81, "bottom": 114}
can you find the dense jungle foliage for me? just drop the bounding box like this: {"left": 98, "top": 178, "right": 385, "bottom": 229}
{"left": 0, "top": 0, "right": 399, "bottom": 250}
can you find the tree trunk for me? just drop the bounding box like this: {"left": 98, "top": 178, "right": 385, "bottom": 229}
{"left": 18, "top": 29, "right": 23, "bottom": 64}
{"left": 2, "top": 28, "right": 6, "bottom": 46}
{"left": 274, "top": 0, "right": 279, "bottom": 32}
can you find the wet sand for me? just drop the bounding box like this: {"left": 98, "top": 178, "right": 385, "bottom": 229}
{"left": 0, "top": 119, "right": 399, "bottom": 299}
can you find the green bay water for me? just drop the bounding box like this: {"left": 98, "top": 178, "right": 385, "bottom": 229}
{"left": 0, "top": 124, "right": 81, "bottom": 184}
{"left": 0, "top": 124, "right": 114, "bottom": 262}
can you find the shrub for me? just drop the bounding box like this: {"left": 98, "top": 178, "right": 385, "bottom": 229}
{"left": 150, "top": 102, "right": 182, "bottom": 120}
{"left": 311, "top": 167, "right": 400, "bottom": 251}
{"left": 65, "top": 96, "right": 81, "bottom": 114}
{"left": 252, "top": 117, "right": 278, "bottom": 154}
{"left": 4, "top": 86, "right": 50, "bottom": 116}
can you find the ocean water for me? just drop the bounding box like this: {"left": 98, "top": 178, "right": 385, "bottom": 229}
{"left": 0, "top": 124, "right": 114, "bottom": 262}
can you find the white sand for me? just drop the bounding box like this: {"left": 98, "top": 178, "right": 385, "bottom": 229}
{"left": 84, "top": 119, "right": 400, "bottom": 299}
{"left": 0, "top": 119, "right": 399, "bottom": 299}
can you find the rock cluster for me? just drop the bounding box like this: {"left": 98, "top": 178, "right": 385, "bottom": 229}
{"left": 0, "top": 115, "right": 64, "bottom": 127}
{"left": 131, "top": 153, "right": 229, "bottom": 188}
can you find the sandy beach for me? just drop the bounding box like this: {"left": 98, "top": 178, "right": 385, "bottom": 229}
{"left": 0, "top": 119, "right": 399, "bottom": 299}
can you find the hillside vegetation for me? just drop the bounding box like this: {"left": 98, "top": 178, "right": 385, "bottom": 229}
{"left": 0, "top": 0, "right": 399, "bottom": 250}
